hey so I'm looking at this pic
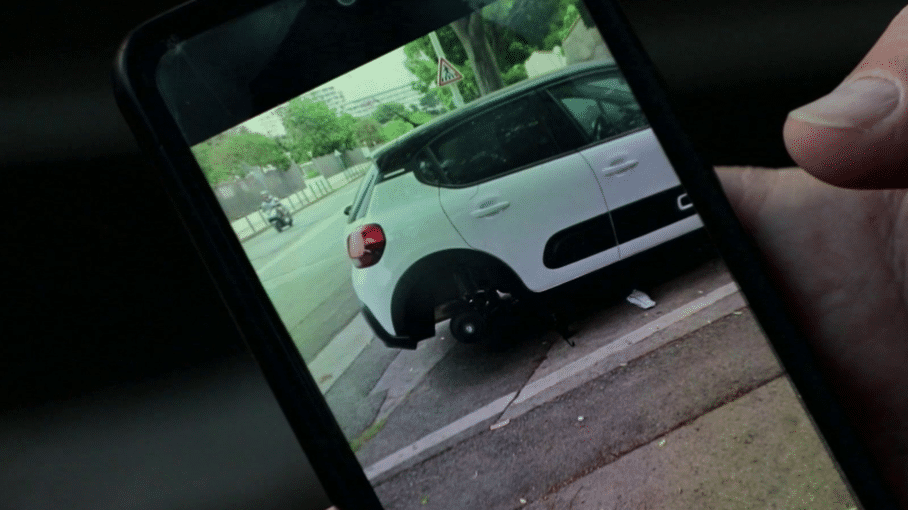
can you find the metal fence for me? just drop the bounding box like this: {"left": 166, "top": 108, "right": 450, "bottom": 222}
{"left": 229, "top": 162, "right": 371, "bottom": 241}
{"left": 213, "top": 165, "right": 310, "bottom": 221}
{"left": 213, "top": 147, "right": 373, "bottom": 221}
{"left": 303, "top": 154, "right": 346, "bottom": 179}
{"left": 341, "top": 148, "right": 371, "bottom": 168}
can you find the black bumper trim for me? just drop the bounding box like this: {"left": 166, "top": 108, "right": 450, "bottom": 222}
{"left": 362, "top": 306, "right": 418, "bottom": 350}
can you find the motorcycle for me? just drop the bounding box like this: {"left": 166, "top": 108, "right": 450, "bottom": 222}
{"left": 265, "top": 203, "right": 293, "bottom": 232}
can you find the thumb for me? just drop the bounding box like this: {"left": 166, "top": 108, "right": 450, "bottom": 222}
{"left": 784, "top": 7, "right": 908, "bottom": 189}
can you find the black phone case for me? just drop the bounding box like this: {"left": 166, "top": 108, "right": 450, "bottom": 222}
{"left": 112, "top": 0, "right": 898, "bottom": 508}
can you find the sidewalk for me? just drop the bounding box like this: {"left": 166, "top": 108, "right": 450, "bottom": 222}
{"left": 526, "top": 377, "right": 855, "bottom": 510}
{"left": 307, "top": 313, "right": 374, "bottom": 393}
{"left": 369, "top": 307, "right": 854, "bottom": 510}
{"left": 359, "top": 273, "right": 740, "bottom": 482}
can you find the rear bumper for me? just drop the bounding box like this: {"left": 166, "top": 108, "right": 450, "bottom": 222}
{"left": 361, "top": 305, "right": 418, "bottom": 350}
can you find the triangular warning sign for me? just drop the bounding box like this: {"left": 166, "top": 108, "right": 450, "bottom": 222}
{"left": 437, "top": 57, "right": 463, "bottom": 87}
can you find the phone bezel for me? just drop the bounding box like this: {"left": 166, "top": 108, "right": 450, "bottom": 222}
{"left": 113, "top": 0, "right": 898, "bottom": 508}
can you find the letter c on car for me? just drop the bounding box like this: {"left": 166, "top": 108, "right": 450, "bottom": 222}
{"left": 677, "top": 193, "right": 693, "bottom": 211}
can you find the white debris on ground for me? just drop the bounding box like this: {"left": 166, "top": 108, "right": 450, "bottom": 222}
{"left": 490, "top": 419, "right": 510, "bottom": 431}
{"left": 626, "top": 289, "right": 656, "bottom": 309}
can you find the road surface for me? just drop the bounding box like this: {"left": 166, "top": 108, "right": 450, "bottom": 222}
{"left": 241, "top": 181, "right": 362, "bottom": 362}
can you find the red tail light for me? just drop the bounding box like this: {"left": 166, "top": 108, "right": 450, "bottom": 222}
{"left": 347, "top": 224, "right": 386, "bottom": 268}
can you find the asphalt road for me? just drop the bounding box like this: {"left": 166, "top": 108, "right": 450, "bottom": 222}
{"left": 241, "top": 181, "right": 362, "bottom": 362}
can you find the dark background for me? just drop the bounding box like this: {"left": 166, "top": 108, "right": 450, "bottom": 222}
{"left": 2, "top": 0, "right": 905, "bottom": 508}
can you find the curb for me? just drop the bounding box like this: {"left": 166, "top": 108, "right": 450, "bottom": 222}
{"left": 361, "top": 284, "right": 744, "bottom": 484}
{"left": 308, "top": 313, "right": 376, "bottom": 394}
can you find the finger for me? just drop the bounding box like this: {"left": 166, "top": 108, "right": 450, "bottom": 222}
{"left": 784, "top": 7, "right": 908, "bottom": 189}
{"left": 713, "top": 166, "right": 779, "bottom": 235}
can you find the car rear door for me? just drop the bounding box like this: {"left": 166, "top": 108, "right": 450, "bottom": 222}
{"left": 546, "top": 70, "right": 700, "bottom": 259}
{"left": 435, "top": 92, "right": 619, "bottom": 293}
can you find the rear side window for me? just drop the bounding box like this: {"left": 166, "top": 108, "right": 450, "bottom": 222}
{"left": 429, "top": 95, "right": 561, "bottom": 186}
{"left": 409, "top": 149, "right": 444, "bottom": 186}
{"left": 547, "top": 73, "right": 648, "bottom": 143}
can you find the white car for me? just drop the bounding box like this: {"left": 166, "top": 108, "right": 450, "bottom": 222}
{"left": 344, "top": 60, "right": 703, "bottom": 348}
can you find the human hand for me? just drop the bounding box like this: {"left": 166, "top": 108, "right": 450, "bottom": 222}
{"left": 716, "top": 7, "right": 908, "bottom": 506}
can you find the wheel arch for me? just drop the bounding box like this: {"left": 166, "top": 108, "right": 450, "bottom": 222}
{"left": 389, "top": 249, "right": 530, "bottom": 341}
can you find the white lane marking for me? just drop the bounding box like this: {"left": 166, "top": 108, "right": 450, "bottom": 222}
{"left": 361, "top": 282, "right": 739, "bottom": 481}
{"left": 363, "top": 392, "right": 518, "bottom": 481}
{"left": 511, "top": 282, "right": 739, "bottom": 405}
{"left": 308, "top": 314, "right": 373, "bottom": 393}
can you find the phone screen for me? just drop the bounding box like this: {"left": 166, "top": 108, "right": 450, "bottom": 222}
{"left": 159, "top": 0, "right": 857, "bottom": 507}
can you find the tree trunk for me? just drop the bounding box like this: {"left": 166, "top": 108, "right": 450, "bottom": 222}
{"left": 451, "top": 13, "right": 504, "bottom": 97}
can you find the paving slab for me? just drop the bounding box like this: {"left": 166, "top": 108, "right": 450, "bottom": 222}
{"left": 308, "top": 313, "right": 374, "bottom": 393}
{"left": 525, "top": 378, "right": 855, "bottom": 510}
{"left": 323, "top": 336, "right": 399, "bottom": 440}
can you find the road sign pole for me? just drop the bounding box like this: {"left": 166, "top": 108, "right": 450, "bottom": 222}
{"left": 428, "top": 31, "right": 465, "bottom": 109}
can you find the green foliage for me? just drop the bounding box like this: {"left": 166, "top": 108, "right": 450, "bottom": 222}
{"left": 372, "top": 102, "right": 435, "bottom": 129}
{"left": 482, "top": 0, "right": 561, "bottom": 48}
{"left": 372, "top": 102, "right": 410, "bottom": 124}
{"left": 482, "top": 0, "right": 584, "bottom": 51}
{"left": 281, "top": 97, "right": 358, "bottom": 160}
{"left": 354, "top": 118, "right": 386, "bottom": 147}
{"left": 419, "top": 90, "right": 446, "bottom": 114}
{"left": 381, "top": 119, "right": 415, "bottom": 141}
{"left": 403, "top": 27, "right": 481, "bottom": 109}
{"left": 349, "top": 419, "right": 387, "bottom": 453}
{"left": 190, "top": 143, "right": 223, "bottom": 183}
{"left": 542, "top": 1, "right": 581, "bottom": 50}
{"left": 409, "top": 111, "right": 434, "bottom": 125}
{"left": 403, "top": 0, "right": 583, "bottom": 107}
{"left": 501, "top": 63, "right": 528, "bottom": 86}
{"left": 192, "top": 132, "right": 290, "bottom": 185}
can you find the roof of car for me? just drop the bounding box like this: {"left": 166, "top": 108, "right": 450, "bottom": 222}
{"left": 374, "top": 59, "right": 619, "bottom": 171}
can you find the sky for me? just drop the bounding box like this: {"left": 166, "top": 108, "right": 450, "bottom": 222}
{"left": 326, "top": 47, "right": 416, "bottom": 103}
{"left": 242, "top": 46, "right": 418, "bottom": 137}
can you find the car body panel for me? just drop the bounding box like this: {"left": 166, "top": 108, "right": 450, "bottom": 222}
{"left": 345, "top": 171, "right": 471, "bottom": 336}
{"left": 439, "top": 150, "right": 618, "bottom": 293}
{"left": 577, "top": 128, "right": 701, "bottom": 257}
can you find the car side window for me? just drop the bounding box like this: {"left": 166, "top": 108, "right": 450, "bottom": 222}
{"left": 409, "top": 149, "right": 443, "bottom": 186}
{"left": 547, "top": 73, "right": 648, "bottom": 143}
{"left": 429, "top": 96, "right": 561, "bottom": 186}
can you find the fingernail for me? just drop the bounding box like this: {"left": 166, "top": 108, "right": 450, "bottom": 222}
{"left": 788, "top": 77, "right": 900, "bottom": 129}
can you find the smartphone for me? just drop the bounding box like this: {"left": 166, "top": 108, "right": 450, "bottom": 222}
{"left": 114, "top": 0, "right": 897, "bottom": 508}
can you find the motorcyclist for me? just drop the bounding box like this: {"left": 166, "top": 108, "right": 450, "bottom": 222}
{"left": 260, "top": 190, "right": 292, "bottom": 231}
{"left": 260, "top": 191, "right": 281, "bottom": 215}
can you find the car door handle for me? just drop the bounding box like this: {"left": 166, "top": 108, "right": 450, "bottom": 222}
{"left": 471, "top": 201, "right": 510, "bottom": 218}
{"left": 601, "top": 159, "right": 639, "bottom": 176}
